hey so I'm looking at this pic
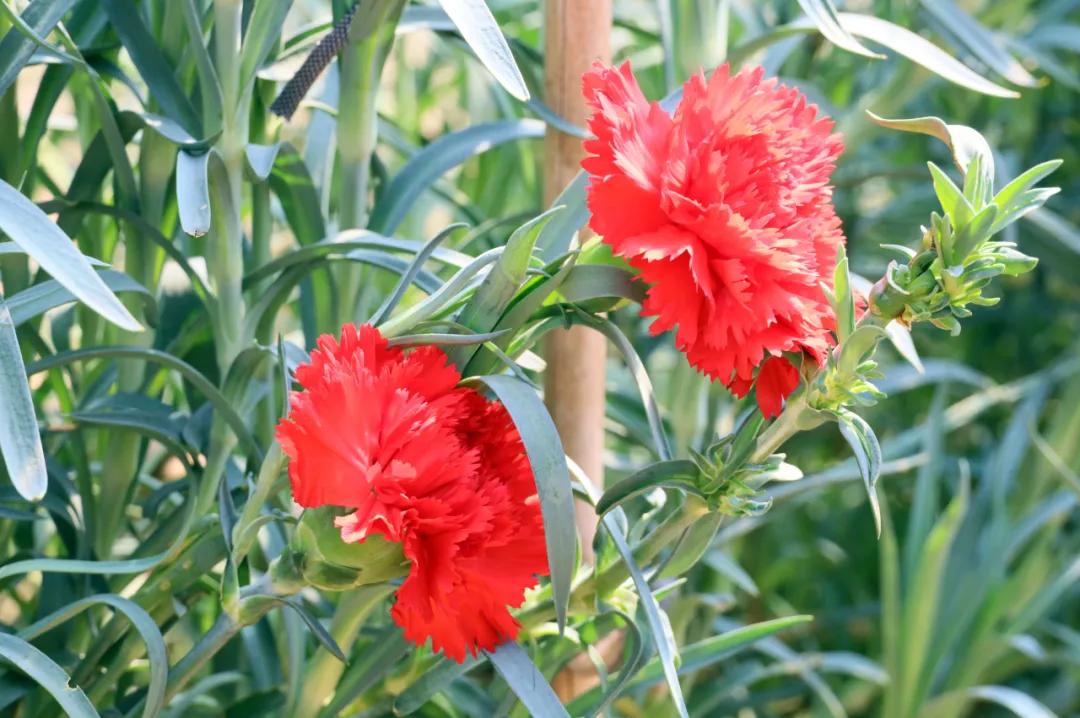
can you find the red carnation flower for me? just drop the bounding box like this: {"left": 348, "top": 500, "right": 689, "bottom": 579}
{"left": 276, "top": 324, "right": 548, "bottom": 661}
{"left": 582, "top": 62, "right": 845, "bottom": 418}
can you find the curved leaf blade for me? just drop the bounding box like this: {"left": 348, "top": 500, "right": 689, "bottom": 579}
{"left": 485, "top": 641, "right": 569, "bottom": 718}
{"left": 837, "top": 13, "right": 1019, "bottom": 98}
{"left": 0, "top": 633, "right": 99, "bottom": 717}
{"left": 0, "top": 294, "right": 46, "bottom": 501}
{"left": 466, "top": 374, "right": 575, "bottom": 633}
{"left": 177, "top": 150, "right": 212, "bottom": 237}
{"left": 798, "top": 0, "right": 883, "bottom": 59}
{"left": 369, "top": 119, "right": 544, "bottom": 234}
{"left": 20, "top": 594, "right": 167, "bottom": 718}
{"left": 0, "top": 179, "right": 140, "bottom": 331}
{"left": 436, "top": 0, "right": 529, "bottom": 101}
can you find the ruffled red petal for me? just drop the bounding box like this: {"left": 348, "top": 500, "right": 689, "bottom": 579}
{"left": 754, "top": 356, "right": 801, "bottom": 419}
{"left": 583, "top": 62, "right": 846, "bottom": 410}
{"left": 277, "top": 325, "right": 548, "bottom": 661}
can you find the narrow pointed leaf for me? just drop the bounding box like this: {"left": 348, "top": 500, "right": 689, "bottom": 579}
{"left": 838, "top": 13, "right": 1019, "bottom": 98}
{"left": 177, "top": 150, "right": 212, "bottom": 237}
{"left": 20, "top": 594, "right": 167, "bottom": 718}
{"left": 0, "top": 0, "right": 80, "bottom": 96}
{"left": 466, "top": 374, "right": 574, "bottom": 633}
{"left": 0, "top": 179, "right": 141, "bottom": 331}
{"left": 436, "top": 0, "right": 529, "bottom": 101}
{"left": 485, "top": 641, "right": 568, "bottom": 717}
{"left": 798, "top": 0, "right": 883, "bottom": 58}
{"left": 369, "top": 120, "right": 544, "bottom": 234}
{"left": 101, "top": 0, "right": 202, "bottom": 135}
{"left": 0, "top": 294, "right": 46, "bottom": 501}
{"left": 0, "top": 634, "right": 98, "bottom": 717}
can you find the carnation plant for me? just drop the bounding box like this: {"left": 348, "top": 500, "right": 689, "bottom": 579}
{"left": 0, "top": 1, "right": 1075, "bottom": 717}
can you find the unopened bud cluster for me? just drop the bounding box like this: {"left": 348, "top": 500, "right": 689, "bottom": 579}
{"left": 869, "top": 154, "right": 1058, "bottom": 333}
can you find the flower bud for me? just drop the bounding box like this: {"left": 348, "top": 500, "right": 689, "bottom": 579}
{"left": 283, "top": 507, "right": 409, "bottom": 592}
{"left": 995, "top": 246, "right": 1039, "bottom": 276}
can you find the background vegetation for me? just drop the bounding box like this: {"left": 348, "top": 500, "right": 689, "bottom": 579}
{"left": 0, "top": 0, "right": 1076, "bottom": 716}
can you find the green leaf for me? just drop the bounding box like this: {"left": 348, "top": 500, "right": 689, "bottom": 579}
{"left": 245, "top": 143, "right": 282, "bottom": 183}
{"left": 238, "top": 0, "right": 294, "bottom": 100}
{"left": 659, "top": 512, "right": 723, "bottom": 580}
{"left": 386, "top": 329, "right": 508, "bottom": 349}
{"left": 885, "top": 321, "right": 923, "bottom": 373}
{"left": 0, "top": 0, "right": 79, "bottom": 97}
{"left": 38, "top": 198, "right": 213, "bottom": 307}
{"left": 436, "top": 0, "right": 529, "bottom": 101}
{"left": 838, "top": 324, "right": 887, "bottom": 373}
{"left": 243, "top": 595, "right": 349, "bottom": 663}
{"left": 456, "top": 208, "right": 561, "bottom": 336}
{"left": 596, "top": 460, "right": 699, "bottom": 516}
{"left": 993, "top": 160, "right": 1062, "bottom": 217}
{"left": 136, "top": 112, "right": 219, "bottom": 149}
{"left": 368, "top": 119, "right": 544, "bottom": 234}
{"left": 369, "top": 224, "right": 467, "bottom": 326}
{"left": 0, "top": 292, "right": 46, "bottom": 501}
{"left": 0, "top": 634, "right": 98, "bottom": 717}
{"left": 836, "top": 409, "right": 883, "bottom": 536}
{"left": 268, "top": 142, "right": 327, "bottom": 245}
{"left": 607, "top": 519, "right": 688, "bottom": 718}
{"left": 568, "top": 615, "right": 813, "bottom": 712}
{"left": 323, "top": 631, "right": 409, "bottom": 717}
{"left": 180, "top": 0, "right": 223, "bottom": 133}
{"left": 70, "top": 394, "right": 193, "bottom": 471}
{"left": 798, "top": 0, "right": 884, "bottom": 59}
{"left": 244, "top": 232, "right": 470, "bottom": 288}
{"left": 101, "top": 0, "right": 202, "bottom": 136}
{"left": 465, "top": 374, "right": 574, "bottom": 633}
{"left": 0, "top": 179, "right": 140, "bottom": 331}
{"left": 571, "top": 461, "right": 689, "bottom": 718}
{"left": 27, "top": 346, "right": 261, "bottom": 462}
{"left": 831, "top": 244, "right": 855, "bottom": 342}
{"left": 7, "top": 269, "right": 155, "bottom": 328}
{"left": 555, "top": 264, "right": 645, "bottom": 306}
{"left": 918, "top": 0, "right": 1037, "bottom": 88}
{"left": 928, "top": 162, "right": 972, "bottom": 223}
{"left": 868, "top": 113, "right": 995, "bottom": 200}
{"left": 536, "top": 171, "right": 589, "bottom": 262}
{"left": 591, "top": 317, "right": 673, "bottom": 460}
{"left": 378, "top": 246, "right": 504, "bottom": 335}
{"left": 176, "top": 150, "right": 211, "bottom": 237}
{"left": 20, "top": 594, "right": 167, "bottom": 718}
{"left": 393, "top": 655, "right": 483, "bottom": 715}
{"left": 924, "top": 686, "right": 1057, "bottom": 718}
{"left": 485, "top": 641, "right": 569, "bottom": 718}
{"left": 837, "top": 13, "right": 1019, "bottom": 98}
{"left": 898, "top": 475, "right": 968, "bottom": 713}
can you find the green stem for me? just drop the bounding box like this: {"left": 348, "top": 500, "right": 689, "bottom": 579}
{"left": 232, "top": 443, "right": 286, "bottom": 560}
{"left": 291, "top": 584, "right": 396, "bottom": 718}
{"left": 96, "top": 125, "right": 173, "bottom": 559}
{"left": 334, "top": 0, "right": 403, "bottom": 323}
{"left": 162, "top": 611, "right": 242, "bottom": 704}
{"left": 251, "top": 177, "right": 277, "bottom": 443}
{"left": 196, "top": 424, "right": 238, "bottom": 519}
{"left": 210, "top": 0, "right": 247, "bottom": 370}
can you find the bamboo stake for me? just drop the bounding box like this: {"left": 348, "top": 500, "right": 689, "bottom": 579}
{"left": 543, "top": 0, "right": 616, "bottom": 701}
{"left": 544, "top": 0, "right": 612, "bottom": 566}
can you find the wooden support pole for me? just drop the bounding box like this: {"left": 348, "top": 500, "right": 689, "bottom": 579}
{"left": 543, "top": 0, "right": 612, "bottom": 566}
{"left": 543, "top": 1, "right": 616, "bottom": 701}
